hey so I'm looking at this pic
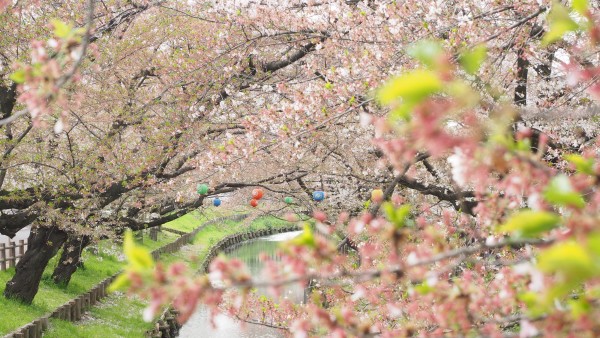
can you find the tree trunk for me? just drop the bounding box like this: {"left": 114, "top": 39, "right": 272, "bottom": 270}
{"left": 514, "top": 46, "right": 528, "bottom": 106}
{"left": 52, "top": 234, "right": 91, "bottom": 286}
{"left": 0, "top": 82, "right": 18, "bottom": 191}
{"left": 4, "top": 226, "right": 68, "bottom": 304}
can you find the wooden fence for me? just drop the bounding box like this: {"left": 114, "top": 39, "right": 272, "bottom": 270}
{"left": 0, "top": 239, "right": 28, "bottom": 271}
{"left": 135, "top": 227, "right": 160, "bottom": 243}
{"left": 1, "top": 226, "right": 159, "bottom": 272}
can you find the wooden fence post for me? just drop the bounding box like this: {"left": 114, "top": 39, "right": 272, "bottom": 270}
{"left": 40, "top": 317, "right": 49, "bottom": 331}
{"left": 67, "top": 300, "right": 75, "bottom": 321}
{"left": 135, "top": 230, "right": 143, "bottom": 244}
{"left": 150, "top": 228, "right": 158, "bottom": 241}
{"left": 76, "top": 297, "right": 83, "bottom": 321}
{"left": 91, "top": 288, "right": 98, "bottom": 305}
{"left": 33, "top": 322, "right": 40, "bottom": 338}
{"left": 8, "top": 241, "right": 16, "bottom": 268}
{"left": 25, "top": 323, "right": 34, "bottom": 338}
{"left": 17, "top": 240, "right": 25, "bottom": 265}
{"left": 0, "top": 243, "right": 6, "bottom": 271}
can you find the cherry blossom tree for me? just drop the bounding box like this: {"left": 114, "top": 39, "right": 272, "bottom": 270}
{"left": 4, "top": 1, "right": 600, "bottom": 337}
{"left": 0, "top": 0, "right": 384, "bottom": 302}
{"left": 111, "top": 1, "right": 600, "bottom": 337}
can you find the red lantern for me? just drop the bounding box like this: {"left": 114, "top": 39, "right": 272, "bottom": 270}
{"left": 250, "top": 199, "right": 258, "bottom": 207}
{"left": 251, "top": 188, "right": 264, "bottom": 200}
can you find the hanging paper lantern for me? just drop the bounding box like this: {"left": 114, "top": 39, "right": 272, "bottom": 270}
{"left": 250, "top": 199, "right": 258, "bottom": 207}
{"left": 371, "top": 189, "right": 384, "bottom": 202}
{"left": 313, "top": 191, "right": 325, "bottom": 201}
{"left": 251, "top": 188, "right": 264, "bottom": 200}
{"left": 284, "top": 196, "right": 293, "bottom": 204}
{"left": 197, "top": 184, "right": 209, "bottom": 195}
{"left": 213, "top": 198, "right": 221, "bottom": 207}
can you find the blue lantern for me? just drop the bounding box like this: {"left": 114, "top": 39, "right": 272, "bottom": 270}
{"left": 313, "top": 191, "right": 325, "bottom": 201}
{"left": 213, "top": 198, "right": 222, "bottom": 207}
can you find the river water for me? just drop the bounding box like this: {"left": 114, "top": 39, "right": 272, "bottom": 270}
{"left": 178, "top": 231, "right": 303, "bottom": 338}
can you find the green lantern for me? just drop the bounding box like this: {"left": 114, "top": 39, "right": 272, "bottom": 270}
{"left": 197, "top": 184, "right": 209, "bottom": 195}
{"left": 284, "top": 196, "right": 293, "bottom": 204}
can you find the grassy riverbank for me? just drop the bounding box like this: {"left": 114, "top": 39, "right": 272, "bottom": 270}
{"left": 0, "top": 237, "right": 136, "bottom": 335}
{"left": 42, "top": 212, "right": 295, "bottom": 337}
{"left": 0, "top": 208, "right": 231, "bottom": 335}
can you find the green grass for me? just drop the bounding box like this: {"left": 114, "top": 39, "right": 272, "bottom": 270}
{"left": 136, "top": 230, "right": 179, "bottom": 251}
{"left": 43, "top": 293, "right": 150, "bottom": 338}
{"left": 0, "top": 244, "right": 124, "bottom": 334}
{"left": 161, "top": 210, "right": 207, "bottom": 233}
{"left": 162, "top": 207, "right": 244, "bottom": 233}
{"left": 0, "top": 289, "right": 48, "bottom": 334}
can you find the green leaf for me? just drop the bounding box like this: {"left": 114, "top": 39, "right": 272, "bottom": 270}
{"left": 516, "top": 138, "right": 532, "bottom": 152}
{"left": 51, "top": 19, "right": 72, "bottom": 39}
{"left": 445, "top": 80, "right": 479, "bottom": 108}
{"left": 542, "top": 3, "right": 579, "bottom": 46}
{"left": 377, "top": 69, "right": 442, "bottom": 105}
{"left": 572, "top": 0, "right": 589, "bottom": 15}
{"left": 538, "top": 241, "right": 594, "bottom": 278}
{"left": 124, "top": 230, "right": 154, "bottom": 271}
{"left": 498, "top": 210, "right": 560, "bottom": 237}
{"left": 108, "top": 273, "right": 131, "bottom": 292}
{"left": 518, "top": 291, "right": 550, "bottom": 317}
{"left": 289, "top": 223, "right": 316, "bottom": 248}
{"left": 363, "top": 199, "right": 371, "bottom": 210}
{"left": 383, "top": 203, "right": 411, "bottom": 229}
{"left": 458, "top": 45, "right": 487, "bottom": 75}
{"left": 406, "top": 40, "right": 444, "bottom": 68}
{"left": 564, "top": 154, "right": 594, "bottom": 175}
{"left": 9, "top": 69, "right": 26, "bottom": 84}
{"left": 543, "top": 175, "right": 586, "bottom": 209}
{"left": 587, "top": 232, "right": 600, "bottom": 257}
{"left": 518, "top": 291, "right": 538, "bottom": 307}
{"left": 414, "top": 281, "right": 434, "bottom": 294}
{"left": 568, "top": 298, "right": 591, "bottom": 318}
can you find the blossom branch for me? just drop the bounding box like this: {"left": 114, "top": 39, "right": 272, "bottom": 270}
{"left": 213, "top": 237, "right": 554, "bottom": 291}
{"left": 0, "top": 0, "right": 95, "bottom": 126}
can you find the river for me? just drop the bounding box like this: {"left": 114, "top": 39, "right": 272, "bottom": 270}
{"left": 178, "top": 230, "right": 303, "bottom": 338}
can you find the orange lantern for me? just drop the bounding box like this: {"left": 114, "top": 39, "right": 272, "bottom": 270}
{"left": 250, "top": 199, "right": 258, "bottom": 207}
{"left": 252, "top": 188, "right": 264, "bottom": 200}
{"left": 371, "top": 189, "right": 384, "bottom": 202}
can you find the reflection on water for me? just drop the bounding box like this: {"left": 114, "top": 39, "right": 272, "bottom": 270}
{"left": 179, "top": 308, "right": 283, "bottom": 338}
{"left": 178, "top": 231, "right": 303, "bottom": 338}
